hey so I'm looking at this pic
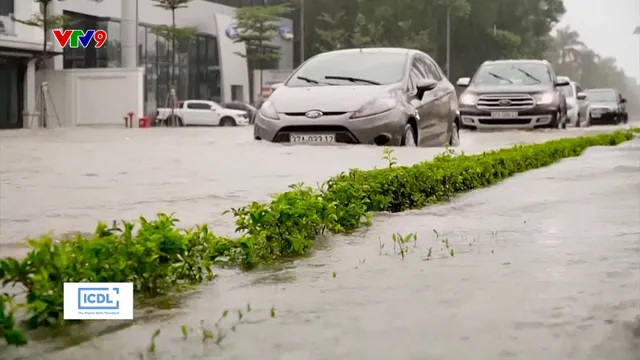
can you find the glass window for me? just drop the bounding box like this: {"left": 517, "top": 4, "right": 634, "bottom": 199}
{"left": 106, "top": 20, "right": 121, "bottom": 67}
{"left": 0, "top": 0, "right": 14, "bottom": 16}
{"left": 472, "top": 62, "right": 553, "bottom": 86}
{"left": 424, "top": 58, "right": 443, "bottom": 80}
{"left": 206, "top": 37, "right": 218, "bottom": 66}
{"left": 186, "top": 101, "right": 211, "bottom": 109}
{"left": 559, "top": 84, "right": 574, "bottom": 97}
{"left": 585, "top": 90, "right": 617, "bottom": 102}
{"left": 156, "top": 35, "right": 169, "bottom": 62}
{"left": 146, "top": 30, "right": 157, "bottom": 63}
{"left": 137, "top": 25, "right": 146, "bottom": 66}
{"left": 156, "top": 63, "right": 170, "bottom": 105}
{"left": 286, "top": 51, "right": 408, "bottom": 87}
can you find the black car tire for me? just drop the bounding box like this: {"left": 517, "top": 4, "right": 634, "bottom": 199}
{"left": 575, "top": 113, "right": 581, "bottom": 128}
{"left": 220, "top": 117, "right": 236, "bottom": 126}
{"left": 548, "top": 111, "right": 561, "bottom": 129}
{"left": 623, "top": 113, "right": 629, "bottom": 124}
{"left": 613, "top": 115, "right": 621, "bottom": 125}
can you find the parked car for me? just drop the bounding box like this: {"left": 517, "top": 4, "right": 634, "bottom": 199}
{"left": 253, "top": 47, "right": 460, "bottom": 146}
{"left": 585, "top": 88, "right": 628, "bottom": 125}
{"left": 222, "top": 102, "right": 257, "bottom": 124}
{"left": 156, "top": 100, "right": 249, "bottom": 126}
{"left": 456, "top": 59, "right": 569, "bottom": 130}
{"left": 557, "top": 76, "right": 590, "bottom": 127}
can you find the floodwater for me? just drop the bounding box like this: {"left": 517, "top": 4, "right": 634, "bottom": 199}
{"left": 1, "top": 123, "right": 639, "bottom": 359}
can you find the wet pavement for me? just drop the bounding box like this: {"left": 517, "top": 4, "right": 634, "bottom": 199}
{"left": 1, "top": 123, "right": 639, "bottom": 359}
{"left": 0, "top": 124, "right": 634, "bottom": 250}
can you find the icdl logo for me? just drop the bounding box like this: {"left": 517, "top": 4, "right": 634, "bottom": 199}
{"left": 279, "top": 26, "right": 293, "bottom": 41}
{"left": 225, "top": 25, "right": 238, "bottom": 39}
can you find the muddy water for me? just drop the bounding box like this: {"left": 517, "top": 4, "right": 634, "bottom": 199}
{"left": 0, "top": 124, "right": 631, "bottom": 249}
{"left": 1, "top": 125, "right": 639, "bottom": 359}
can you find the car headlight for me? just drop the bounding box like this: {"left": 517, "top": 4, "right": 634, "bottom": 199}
{"left": 350, "top": 98, "right": 396, "bottom": 119}
{"left": 459, "top": 93, "right": 477, "bottom": 105}
{"left": 258, "top": 101, "right": 279, "bottom": 120}
{"left": 534, "top": 92, "right": 555, "bottom": 104}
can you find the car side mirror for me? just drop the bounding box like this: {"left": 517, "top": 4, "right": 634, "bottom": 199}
{"left": 554, "top": 79, "right": 570, "bottom": 87}
{"left": 576, "top": 92, "right": 587, "bottom": 100}
{"left": 456, "top": 77, "right": 470, "bottom": 87}
{"left": 620, "top": 98, "right": 627, "bottom": 103}
{"left": 416, "top": 78, "right": 438, "bottom": 98}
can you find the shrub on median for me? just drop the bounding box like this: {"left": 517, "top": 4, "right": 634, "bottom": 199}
{"left": 0, "top": 129, "right": 636, "bottom": 345}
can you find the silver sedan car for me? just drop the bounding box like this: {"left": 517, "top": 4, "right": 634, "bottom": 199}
{"left": 253, "top": 48, "right": 460, "bottom": 146}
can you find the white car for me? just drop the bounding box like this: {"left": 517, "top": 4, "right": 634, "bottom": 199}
{"left": 557, "top": 77, "right": 590, "bottom": 127}
{"left": 156, "top": 100, "right": 249, "bottom": 126}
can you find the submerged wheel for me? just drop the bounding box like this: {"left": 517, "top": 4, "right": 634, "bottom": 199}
{"left": 401, "top": 123, "right": 416, "bottom": 147}
{"left": 450, "top": 120, "right": 460, "bottom": 146}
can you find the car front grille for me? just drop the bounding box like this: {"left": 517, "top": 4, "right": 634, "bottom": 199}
{"left": 476, "top": 94, "right": 535, "bottom": 110}
{"left": 273, "top": 125, "right": 359, "bottom": 143}
{"left": 478, "top": 118, "right": 531, "bottom": 125}
{"left": 283, "top": 112, "right": 347, "bottom": 117}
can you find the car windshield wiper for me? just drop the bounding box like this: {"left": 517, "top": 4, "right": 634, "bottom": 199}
{"left": 324, "top": 76, "right": 381, "bottom": 85}
{"left": 296, "top": 76, "right": 335, "bottom": 85}
{"left": 514, "top": 67, "right": 541, "bottom": 83}
{"left": 488, "top": 72, "right": 513, "bottom": 83}
{"left": 296, "top": 76, "right": 321, "bottom": 84}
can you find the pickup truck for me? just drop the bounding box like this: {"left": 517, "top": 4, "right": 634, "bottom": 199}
{"left": 156, "top": 100, "right": 250, "bottom": 126}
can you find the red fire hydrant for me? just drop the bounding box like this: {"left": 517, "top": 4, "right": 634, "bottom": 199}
{"left": 138, "top": 116, "right": 150, "bottom": 128}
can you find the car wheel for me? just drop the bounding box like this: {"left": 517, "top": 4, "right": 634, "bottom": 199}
{"left": 449, "top": 121, "right": 460, "bottom": 146}
{"left": 220, "top": 117, "right": 236, "bottom": 126}
{"left": 401, "top": 123, "right": 416, "bottom": 147}
{"left": 167, "top": 115, "right": 182, "bottom": 127}
{"left": 548, "top": 111, "right": 561, "bottom": 128}
{"left": 613, "top": 115, "right": 621, "bottom": 125}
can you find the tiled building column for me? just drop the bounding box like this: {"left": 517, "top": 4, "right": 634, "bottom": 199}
{"left": 121, "top": 0, "right": 137, "bottom": 68}
{"left": 22, "top": 59, "right": 37, "bottom": 128}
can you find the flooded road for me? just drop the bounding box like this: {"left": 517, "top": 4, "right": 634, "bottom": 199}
{"left": 0, "top": 124, "right": 633, "bottom": 249}
{"left": 1, "top": 124, "right": 639, "bottom": 359}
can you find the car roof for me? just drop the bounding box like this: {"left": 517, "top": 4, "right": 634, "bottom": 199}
{"left": 586, "top": 88, "right": 616, "bottom": 92}
{"left": 316, "top": 47, "right": 417, "bottom": 56}
{"left": 482, "top": 59, "right": 550, "bottom": 66}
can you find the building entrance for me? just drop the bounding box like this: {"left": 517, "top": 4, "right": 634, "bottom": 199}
{"left": 0, "top": 55, "right": 24, "bottom": 129}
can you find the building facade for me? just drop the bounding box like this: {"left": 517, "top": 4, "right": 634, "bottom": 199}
{"left": 0, "top": 0, "right": 294, "bottom": 129}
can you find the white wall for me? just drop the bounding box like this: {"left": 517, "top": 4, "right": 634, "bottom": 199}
{"left": 0, "top": 0, "right": 45, "bottom": 51}
{"left": 35, "top": 68, "right": 144, "bottom": 127}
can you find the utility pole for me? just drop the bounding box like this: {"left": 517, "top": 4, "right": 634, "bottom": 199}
{"left": 446, "top": 6, "right": 451, "bottom": 78}
{"left": 300, "top": 0, "right": 305, "bottom": 64}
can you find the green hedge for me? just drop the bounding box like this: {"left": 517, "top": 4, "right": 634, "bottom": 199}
{"left": 1, "top": 129, "right": 637, "bottom": 345}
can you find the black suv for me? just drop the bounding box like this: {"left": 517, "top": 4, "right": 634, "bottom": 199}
{"left": 456, "top": 59, "right": 569, "bottom": 130}
{"left": 584, "top": 88, "right": 628, "bottom": 125}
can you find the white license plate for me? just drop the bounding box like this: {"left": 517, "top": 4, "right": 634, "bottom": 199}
{"left": 289, "top": 133, "right": 336, "bottom": 143}
{"left": 591, "top": 113, "right": 601, "bottom": 118}
{"left": 491, "top": 111, "right": 518, "bottom": 119}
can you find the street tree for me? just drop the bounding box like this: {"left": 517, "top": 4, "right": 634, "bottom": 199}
{"left": 233, "top": 4, "right": 290, "bottom": 101}
{"left": 151, "top": 0, "right": 196, "bottom": 89}
{"left": 12, "top": 0, "right": 69, "bottom": 70}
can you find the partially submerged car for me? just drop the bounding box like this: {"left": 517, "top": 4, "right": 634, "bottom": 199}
{"left": 253, "top": 47, "right": 460, "bottom": 146}
{"left": 585, "top": 88, "right": 628, "bottom": 125}
{"left": 457, "top": 59, "right": 569, "bottom": 130}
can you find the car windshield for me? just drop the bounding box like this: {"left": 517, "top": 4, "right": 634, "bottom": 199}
{"left": 286, "top": 51, "right": 408, "bottom": 87}
{"left": 472, "top": 63, "right": 552, "bottom": 85}
{"left": 585, "top": 90, "right": 616, "bottom": 102}
{"left": 559, "top": 84, "right": 574, "bottom": 97}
